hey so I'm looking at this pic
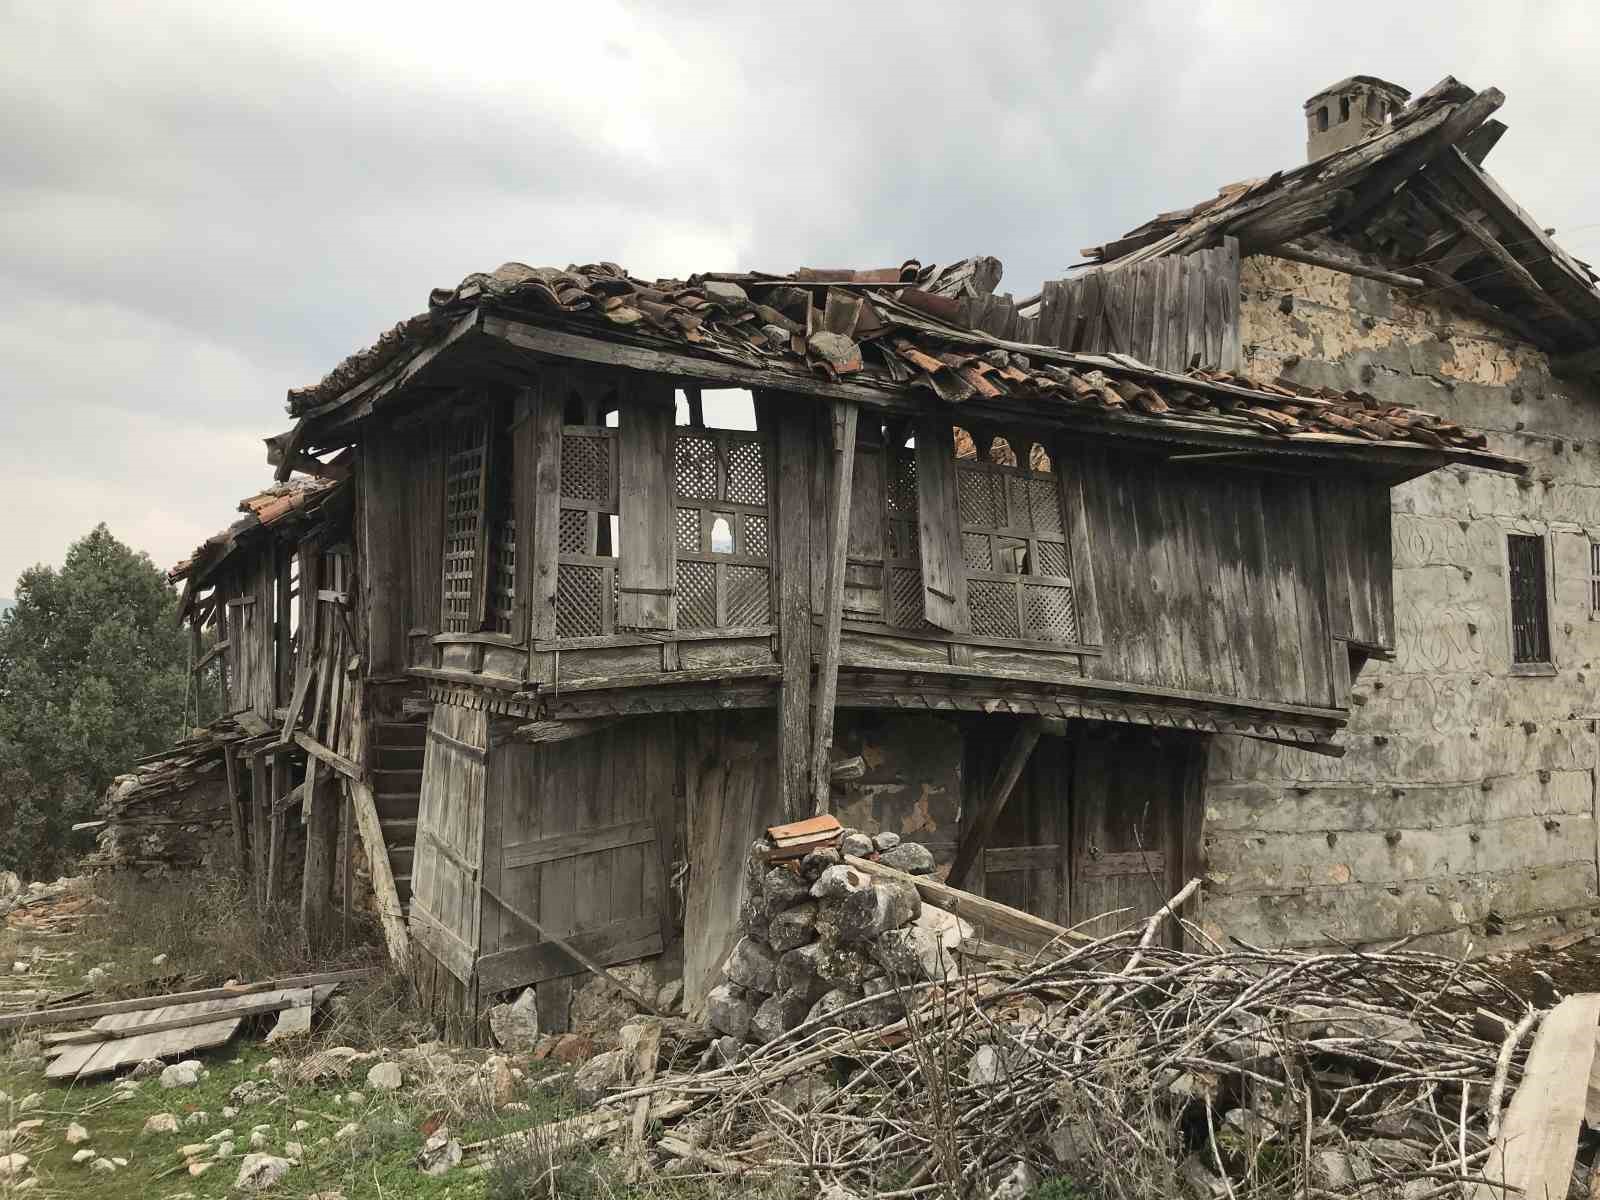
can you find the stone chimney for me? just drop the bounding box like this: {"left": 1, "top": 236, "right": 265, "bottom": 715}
{"left": 1304, "top": 76, "right": 1410, "bottom": 161}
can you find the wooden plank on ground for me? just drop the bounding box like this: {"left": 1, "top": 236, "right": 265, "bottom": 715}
{"left": 844, "top": 854, "right": 1089, "bottom": 950}
{"left": 0, "top": 968, "right": 373, "bottom": 1031}
{"left": 1474, "top": 993, "right": 1600, "bottom": 1200}
{"left": 48, "top": 1017, "right": 244, "bottom": 1080}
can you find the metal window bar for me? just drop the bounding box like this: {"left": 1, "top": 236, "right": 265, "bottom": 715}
{"left": 673, "top": 429, "right": 771, "bottom": 630}
{"left": 1508, "top": 533, "right": 1551, "bottom": 664}
{"left": 1591, "top": 541, "right": 1600, "bottom": 615}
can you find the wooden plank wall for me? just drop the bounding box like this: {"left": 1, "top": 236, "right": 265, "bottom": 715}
{"left": 1316, "top": 476, "right": 1395, "bottom": 651}
{"left": 410, "top": 703, "right": 489, "bottom": 987}
{"left": 477, "top": 717, "right": 675, "bottom": 998}
{"left": 683, "top": 712, "right": 783, "bottom": 1015}
{"left": 1079, "top": 449, "right": 1338, "bottom": 711}
{"left": 1035, "top": 238, "right": 1242, "bottom": 374}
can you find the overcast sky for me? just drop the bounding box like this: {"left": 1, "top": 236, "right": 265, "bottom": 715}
{"left": 2, "top": 0, "right": 1597, "bottom": 594}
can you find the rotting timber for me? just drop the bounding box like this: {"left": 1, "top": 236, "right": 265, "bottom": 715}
{"left": 163, "top": 83, "right": 1536, "bottom": 1040}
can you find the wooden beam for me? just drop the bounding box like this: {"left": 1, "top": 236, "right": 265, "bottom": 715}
{"left": 811, "top": 400, "right": 859, "bottom": 814}
{"left": 512, "top": 717, "right": 628, "bottom": 744}
{"left": 1255, "top": 244, "right": 1424, "bottom": 289}
{"left": 760, "top": 394, "right": 814, "bottom": 820}
{"left": 300, "top": 768, "right": 339, "bottom": 946}
{"left": 294, "top": 730, "right": 365, "bottom": 782}
{"left": 483, "top": 315, "right": 921, "bottom": 414}
{"left": 0, "top": 969, "right": 376, "bottom": 1032}
{"left": 1334, "top": 88, "right": 1505, "bottom": 235}
{"left": 342, "top": 680, "right": 410, "bottom": 973}
{"left": 843, "top": 854, "right": 1088, "bottom": 949}
{"left": 1471, "top": 994, "right": 1600, "bottom": 1200}
{"left": 480, "top": 882, "right": 662, "bottom": 1015}
{"left": 946, "top": 719, "right": 1044, "bottom": 889}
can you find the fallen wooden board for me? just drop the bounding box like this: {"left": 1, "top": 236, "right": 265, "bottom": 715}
{"left": 42, "top": 987, "right": 329, "bottom": 1049}
{"left": 844, "top": 855, "right": 1090, "bottom": 949}
{"left": 46, "top": 987, "right": 326, "bottom": 1080}
{"left": 48, "top": 1018, "right": 243, "bottom": 1080}
{"left": 0, "top": 967, "right": 373, "bottom": 1031}
{"left": 1473, "top": 993, "right": 1600, "bottom": 1200}
{"left": 465, "top": 1096, "right": 695, "bottom": 1159}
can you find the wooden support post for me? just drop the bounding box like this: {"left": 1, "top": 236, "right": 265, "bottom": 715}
{"left": 249, "top": 751, "right": 269, "bottom": 910}
{"left": 222, "top": 743, "right": 247, "bottom": 874}
{"left": 810, "top": 400, "right": 858, "bottom": 814}
{"left": 343, "top": 679, "right": 410, "bottom": 972}
{"left": 946, "top": 719, "right": 1044, "bottom": 890}
{"left": 760, "top": 394, "right": 814, "bottom": 820}
{"left": 341, "top": 790, "right": 353, "bottom": 947}
{"left": 265, "top": 750, "right": 289, "bottom": 906}
{"left": 300, "top": 765, "right": 339, "bottom": 947}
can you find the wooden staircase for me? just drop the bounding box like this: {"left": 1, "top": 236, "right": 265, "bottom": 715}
{"left": 372, "top": 719, "right": 424, "bottom": 913}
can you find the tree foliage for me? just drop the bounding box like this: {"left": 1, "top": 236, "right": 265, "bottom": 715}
{"left": 0, "top": 525, "right": 196, "bottom": 877}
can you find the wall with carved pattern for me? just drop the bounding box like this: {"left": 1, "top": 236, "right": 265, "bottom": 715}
{"left": 1200, "top": 251, "right": 1600, "bottom": 954}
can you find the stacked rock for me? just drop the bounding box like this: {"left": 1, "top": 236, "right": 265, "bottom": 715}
{"left": 706, "top": 828, "right": 953, "bottom": 1050}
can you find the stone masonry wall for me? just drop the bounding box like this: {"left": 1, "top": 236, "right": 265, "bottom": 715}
{"left": 1201, "top": 252, "right": 1600, "bottom": 954}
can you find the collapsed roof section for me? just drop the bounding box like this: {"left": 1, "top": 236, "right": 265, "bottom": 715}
{"left": 1079, "top": 77, "right": 1600, "bottom": 372}
{"left": 170, "top": 474, "right": 345, "bottom": 596}
{"left": 281, "top": 257, "right": 1519, "bottom": 477}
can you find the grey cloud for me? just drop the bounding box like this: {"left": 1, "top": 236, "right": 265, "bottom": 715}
{"left": 1, "top": 0, "right": 1596, "bottom": 589}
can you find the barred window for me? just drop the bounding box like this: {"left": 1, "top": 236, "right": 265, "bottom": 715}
{"left": 673, "top": 429, "right": 771, "bottom": 630}
{"left": 1590, "top": 541, "right": 1600, "bottom": 616}
{"left": 441, "top": 399, "right": 517, "bottom": 636}
{"left": 956, "top": 443, "right": 1078, "bottom": 645}
{"left": 883, "top": 440, "right": 928, "bottom": 630}
{"left": 1508, "top": 533, "right": 1551, "bottom": 665}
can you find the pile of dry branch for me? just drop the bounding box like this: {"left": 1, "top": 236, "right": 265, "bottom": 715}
{"left": 593, "top": 890, "right": 1555, "bottom": 1199}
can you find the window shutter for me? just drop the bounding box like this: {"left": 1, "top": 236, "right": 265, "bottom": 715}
{"left": 441, "top": 412, "right": 491, "bottom": 633}
{"left": 914, "top": 416, "right": 967, "bottom": 632}
{"left": 617, "top": 385, "right": 676, "bottom": 630}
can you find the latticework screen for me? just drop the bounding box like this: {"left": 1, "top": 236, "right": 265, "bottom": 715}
{"left": 441, "top": 414, "right": 488, "bottom": 633}
{"left": 673, "top": 430, "right": 772, "bottom": 630}
{"left": 883, "top": 446, "right": 928, "bottom": 629}
{"left": 956, "top": 458, "right": 1078, "bottom": 645}
{"left": 554, "top": 426, "right": 619, "bottom": 640}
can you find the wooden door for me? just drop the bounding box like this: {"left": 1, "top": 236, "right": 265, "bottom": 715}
{"left": 410, "top": 703, "right": 489, "bottom": 984}
{"left": 476, "top": 718, "right": 674, "bottom": 995}
{"left": 980, "top": 730, "right": 1070, "bottom": 928}
{"left": 1070, "top": 723, "right": 1193, "bottom": 941}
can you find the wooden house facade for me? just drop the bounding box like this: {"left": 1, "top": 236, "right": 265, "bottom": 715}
{"left": 173, "top": 247, "right": 1516, "bottom": 1036}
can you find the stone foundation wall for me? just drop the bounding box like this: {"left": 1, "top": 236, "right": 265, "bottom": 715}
{"left": 1203, "top": 252, "right": 1600, "bottom": 953}
{"left": 704, "top": 829, "right": 956, "bottom": 1056}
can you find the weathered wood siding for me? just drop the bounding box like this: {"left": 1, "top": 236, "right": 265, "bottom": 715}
{"left": 477, "top": 717, "right": 674, "bottom": 994}
{"left": 1036, "top": 239, "right": 1243, "bottom": 374}
{"left": 409, "top": 702, "right": 488, "bottom": 984}
{"left": 1080, "top": 449, "right": 1340, "bottom": 711}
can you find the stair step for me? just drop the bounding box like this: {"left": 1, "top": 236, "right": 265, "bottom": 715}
{"left": 373, "top": 768, "right": 421, "bottom": 787}
{"left": 374, "top": 746, "right": 424, "bottom": 771}
{"left": 375, "top": 722, "right": 426, "bottom": 748}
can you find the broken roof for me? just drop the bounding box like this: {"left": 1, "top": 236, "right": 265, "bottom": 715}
{"left": 285, "top": 258, "right": 1518, "bottom": 473}
{"left": 170, "top": 475, "right": 344, "bottom": 589}
{"left": 1079, "top": 76, "right": 1600, "bottom": 364}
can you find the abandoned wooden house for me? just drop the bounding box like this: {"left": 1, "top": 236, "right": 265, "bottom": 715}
{"left": 1054, "top": 74, "right": 1600, "bottom": 955}
{"left": 145, "top": 176, "right": 1531, "bottom": 1036}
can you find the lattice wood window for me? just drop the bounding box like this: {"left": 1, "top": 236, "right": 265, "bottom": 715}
{"left": 1508, "top": 533, "right": 1551, "bottom": 664}
{"left": 442, "top": 413, "right": 489, "bottom": 633}
{"left": 956, "top": 455, "right": 1078, "bottom": 644}
{"left": 673, "top": 430, "right": 771, "bottom": 630}
{"left": 485, "top": 416, "right": 516, "bottom": 635}
{"left": 555, "top": 425, "right": 620, "bottom": 639}
{"left": 883, "top": 443, "right": 928, "bottom": 629}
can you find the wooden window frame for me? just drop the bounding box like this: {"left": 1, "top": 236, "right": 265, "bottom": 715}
{"left": 672, "top": 428, "right": 773, "bottom": 631}
{"left": 440, "top": 399, "right": 521, "bottom": 640}
{"left": 1506, "top": 531, "right": 1554, "bottom": 674}
{"left": 554, "top": 424, "right": 621, "bottom": 639}
{"left": 955, "top": 451, "right": 1081, "bottom": 648}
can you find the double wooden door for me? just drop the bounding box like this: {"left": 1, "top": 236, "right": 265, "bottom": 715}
{"left": 971, "top": 720, "right": 1204, "bottom": 942}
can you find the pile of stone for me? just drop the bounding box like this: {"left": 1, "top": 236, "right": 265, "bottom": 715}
{"left": 705, "top": 826, "right": 957, "bottom": 1050}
